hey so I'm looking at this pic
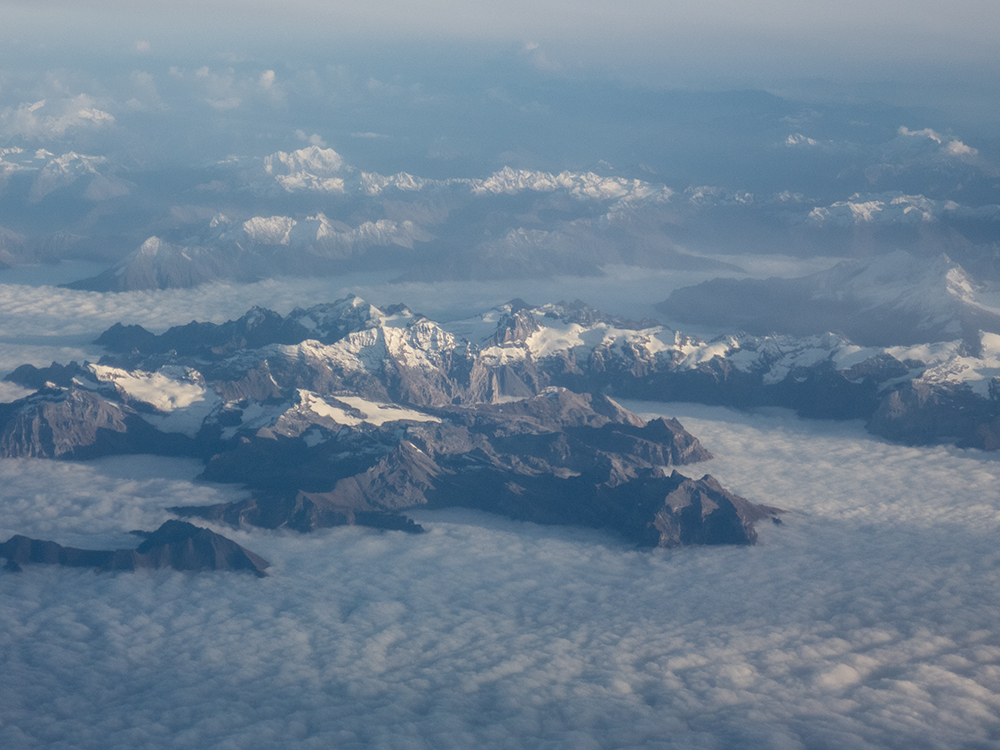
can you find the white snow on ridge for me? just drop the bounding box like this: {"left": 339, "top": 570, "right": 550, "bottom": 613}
{"left": 440, "top": 311, "right": 503, "bottom": 345}
{"left": 263, "top": 146, "right": 346, "bottom": 193}
{"left": 250, "top": 146, "right": 674, "bottom": 206}
{"left": 273, "top": 323, "right": 458, "bottom": 379}
{"left": 898, "top": 333, "right": 1000, "bottom": 397}
{"left": 297, "top": 390, "right": 362, "bottom": 426}
{"left": 230, "top": 389, "right": 440, "bottom": 440}
{"left": 470, "top": 166, "right": 674, "bottom": 206}
{"left": 336, "top": 395, "right": 440, "bottom": 426}
{"left": 292, "top": 389, "right": 447, "bottom": 430}
{"left": 808, "top": 193, "right": 1000, "bottom": 227}
{"left": 88, "top": 364, "right": 220, "bottom": 436}
{"left": 30, "top": 152, "right": 107, "bottom": 203}
{"left": 524, "top": 321, "right": 588, "bottom": 358}
{"left": 89, "top": 364, "right": 209, "bottom": 412}
{"left": 359, "top": 171, "right": 441, "bottom": 196}
{"left": 242, "top": 215, "right": 296, "bottom": 245}
{"left": 472, "top": 166, "right": 631, "bottom": 200}
{"left": 520, "top": 312, "right": 733, "bottom": 371}
{"left": 802, "top": 252, "right": 986, "bottom": 331}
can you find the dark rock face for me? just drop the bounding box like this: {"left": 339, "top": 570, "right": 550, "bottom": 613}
{"left": 96, "top": 306, "right": 310, "bottom": 358}
{"left": 0, "top": 388, "right": 191, "bottom": 459}
{"left": 644, "top": 472, "right": 780, "bottom": 547}
{"left": 0, "top": 521, "right": 270, "bottom": 577}
{"left": 489, "top": 306, "right": 541, "bottom": 345}
{"left": 175, "top": 390, "right": 777, "bottom": 546}
{"left": 865, "top": 381, "right": 1000, "bottom": 447}
{"left": 0, "top": 536, "right": 114, "bottom": 571}
{"left": 126, "top": 520, "right": 270, "bottom": 577}
{"left": 94, "top": 297, "right": 384, "bottom": 359}
{"left": 4, "top": 361, "right": 83, "bottom": 390}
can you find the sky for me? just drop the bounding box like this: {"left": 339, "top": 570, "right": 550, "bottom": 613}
{"left": 2, "top": 0, "right": 999, "bottom": 84}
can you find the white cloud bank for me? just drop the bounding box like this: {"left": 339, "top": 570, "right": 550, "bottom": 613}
{"left": 1, "top": 402, "right": 999, "bottom": 747}
{"left": 898, "top": 125, "right": 979, "bottom": 159}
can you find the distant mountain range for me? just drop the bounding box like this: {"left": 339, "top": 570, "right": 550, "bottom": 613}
{"left": 8, "top": 294, "right": 1000, "bottom": 455}
{"left": 659, "top": 250, "right": 1000, "bottom": 347}
{"left": 0, "top": 143, "right": 994, "bottom": 289}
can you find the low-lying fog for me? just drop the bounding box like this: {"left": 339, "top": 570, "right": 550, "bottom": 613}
{"left": 1, "top": 400, "right": 998, "bottom": 749}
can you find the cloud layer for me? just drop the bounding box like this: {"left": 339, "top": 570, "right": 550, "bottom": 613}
{"left": 1, "top": 402, "right": 999, "bottom": 748}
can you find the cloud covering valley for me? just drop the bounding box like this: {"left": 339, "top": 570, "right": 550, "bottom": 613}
{"left": 1, "top": 403, "right": 999, "bottom": 748}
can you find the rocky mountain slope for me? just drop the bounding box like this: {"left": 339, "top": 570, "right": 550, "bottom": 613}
{"left": 8, "top": 293, "right": 1000, "bottom": 454}
{"left": 0, "top": 520, "right": 270, "bottom": 577}
{"left": 659, "top": 251, "right": 1000, "bottom": 347}
{"left": 1, "top": 297, "right": 788, "bottom": 548}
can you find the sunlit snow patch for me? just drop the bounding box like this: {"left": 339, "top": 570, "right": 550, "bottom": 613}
{"left": 335, "top": 395, "right": 440, "bottom": 426}
{"left": 88, "top": 364, "right": 220, "bottom": 436}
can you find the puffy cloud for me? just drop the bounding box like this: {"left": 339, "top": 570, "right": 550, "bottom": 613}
{"left": 0, "top": 381, "right": 32, "bottom": 402}
{"left": 206, "top": 96, "right": 241, "bottom": 111}
{"left": 899, "top": 125, "right": 979, "bottom": 159}
{"left": 785, "top": 133, "right": 817, "bottom": 147}
{"left": 521, "top": 40, "right": 561, "bottom": 71}
{"left": 190, "top": 65, "right": 288, "bottom": 111}
{"left": 943, "top": 139, "right": 977, "bottom": 157}
{"left": 295, "top": 129, "right": 327, "bottom": 147}
{"left": 124, "top": 70, "right": 166, "bottom": 112}
{"left": 898, "top": 125, "right": 944, "bottom": 143}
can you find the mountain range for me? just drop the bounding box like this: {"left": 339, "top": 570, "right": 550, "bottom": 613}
{"left": 0, "top": 296, "right": 796, "bottom": 552}
{"left": 4, "top": 289, "right": 1000, "bottom": 570}
{"left": 0, "top": 142, "right": 994, "bottom": 290}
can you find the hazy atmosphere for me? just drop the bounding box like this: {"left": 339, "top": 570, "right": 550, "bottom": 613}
{"left": 1, "top": 0, "right": 999, "bottom": 747}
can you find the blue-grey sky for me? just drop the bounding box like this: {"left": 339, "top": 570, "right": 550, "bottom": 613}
{"left": 2, "top": 0, "right": 998, "bottom": 82}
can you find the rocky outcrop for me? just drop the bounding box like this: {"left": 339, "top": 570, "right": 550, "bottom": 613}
{"left": 488, "top": 302, "right": 541, "bottom": 345}
{"left": 0, "top": 388, "right": 190, "bottom": 459}
{"left": 0, "top": 521, "right": 270, "bottom": 577}
{"left": 641, "top": 472, "right": 781, "bottom": 547}
{"left": 173, "top": 389, "right": 775, "bottom": 546}
{"left": 95, "top": 306, "right": 310, "bottom": 357}
{"left": 865, "top": 381, "right": 999, "bottom": 446}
